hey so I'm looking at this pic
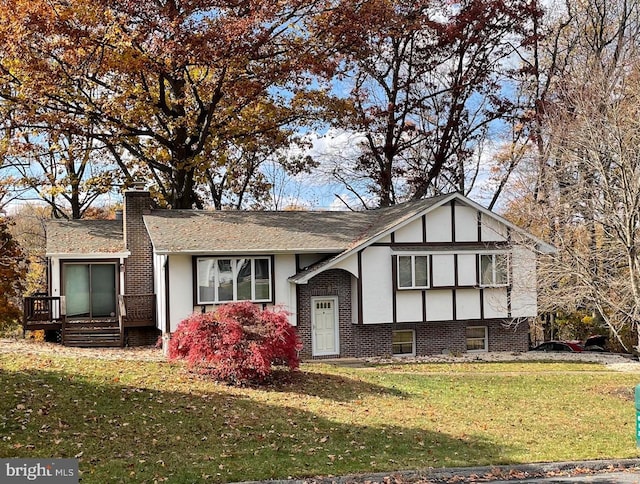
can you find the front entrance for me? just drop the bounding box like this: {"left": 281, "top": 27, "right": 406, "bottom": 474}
{"left": 311, "top": 297, "right": 339, "bottom": 356}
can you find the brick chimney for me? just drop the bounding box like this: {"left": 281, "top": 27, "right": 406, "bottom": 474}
{"left": 123, "top": 183, "right": 154, "bottom": 295}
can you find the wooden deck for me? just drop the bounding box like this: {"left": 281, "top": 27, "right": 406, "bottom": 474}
{"left": 22, "top": 296, "right": 64, "bottom": 332}
{"left": 23, "top": 294, "right": 157, "bottom": 347}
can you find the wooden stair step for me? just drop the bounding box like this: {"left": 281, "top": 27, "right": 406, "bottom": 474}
{"left": 65, "top": 327, "right": 120, "bottom": 333}
{"left": 62, "top": 324, "right": 122, "bottom": 348}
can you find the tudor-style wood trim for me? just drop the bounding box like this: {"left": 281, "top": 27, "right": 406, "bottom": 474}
{"left": 479, "top": 288, "right": 485, "bottom": 320}
{"left": 507, "top": 286, "right": 512, "bottom": 318}
{"left": 391, "top": 254, "right": 398, "bottom": 323}
{"left": 371, "top": 241, "right": 511, "bottom": 249}
{"left": 428, "top": 255, "right": 434, "bottom": 287}
{"left": 475, "top": 252, "right": 480, "bottom": 286}
{"left": 452, "top": 288, "right": 457, "bottom": 320}
{"left": 454, "top": 254, "right": 459, "bottom": 287}
{"left": 269, "top": 254, "right": 276, "bottom": 303}
{"left": 422, "top": 284, "right": 481, "bottom": 290}
{"left": 477, "top": 211, "right": 483, "bottom": 242}
{"left": 295, "top": 254, "right": 301, "bottom": 272}
{"left": 191, "top": 256, "right": 198, "bottom": 307}
{"left": 422, "top": 215, "right": 427, "bottom": 243}
{"left": 377, "top": 317, "right": 519, "bottom": 326}
{"left": 422, "top": 290, "right": 427, "bottom": 322}
{"left": 450, "top": 200, "right": 456, "bottom": 242}
{"left": 390, "top": 231, "right": 396, "bottom": 244}
{"left": 357, "top": 250, "right": 363, "bottom": 324}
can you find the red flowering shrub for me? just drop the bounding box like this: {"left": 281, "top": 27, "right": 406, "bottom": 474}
{"left": 167, "top": 302, "right": 302, "bottom": 385}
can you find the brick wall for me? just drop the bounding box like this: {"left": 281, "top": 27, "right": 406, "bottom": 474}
{"left": 125, "top": 327, "right": 161, "bottom": 347}
{"left": 123, "top": 190, "right": 154, "bottom": 295}
{"left": 297, "top": 268, "right": 530, "bottom": 359}
{"left": 297, "top": 269, "right": 354, "bottom": 359}
{"left": 122, "top": 189, "right": 156, "bottom": 347}
{"left": 485, "top": 319, "right": 530, "bottom": 352}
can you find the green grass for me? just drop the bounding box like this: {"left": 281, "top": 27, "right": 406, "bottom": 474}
{"left": 0, "top": 352, "right": 639, "bottom": 483}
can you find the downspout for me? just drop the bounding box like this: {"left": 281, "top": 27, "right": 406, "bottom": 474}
{"left": 162, "top": 255, "right": 171, "bottom": 356}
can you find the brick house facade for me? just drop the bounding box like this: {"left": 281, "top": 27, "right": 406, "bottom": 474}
{"left": 295, "top": 269, "right": 529, "bottom": 359}
{"left": 39, "top": 190, "right": 552, "bottom": 354}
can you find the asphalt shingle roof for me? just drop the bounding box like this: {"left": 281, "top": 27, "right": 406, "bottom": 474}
{"left": 43, "top": 194, "right": 454, "bottom": 256}
{"left": 46, "top": 220, "right": 125, "bottom": 255}
{"left": 143, "top": 210, "right": 371, "bottom": 253}
{"left": 142, "top": 195, "right": 451, "bottom": 254}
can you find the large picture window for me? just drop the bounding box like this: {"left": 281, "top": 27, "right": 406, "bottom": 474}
{"left": 397, "top": 255, "right": 429, "bottom": 289}
{"left": 197, "top": 257, "right": 272, "bottom": 304}
{"left": 479, "top": 253, "right": 509, "bottom": 287}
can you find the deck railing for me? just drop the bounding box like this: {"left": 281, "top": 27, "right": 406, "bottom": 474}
{"left": 23, "top": 296, "right": 65, "bottom": 322}
{"left": 24, "top": 293, "right": 156, "bottom": 329}
{"left": 118, "top": 294, "right": 156, "bottom": 328}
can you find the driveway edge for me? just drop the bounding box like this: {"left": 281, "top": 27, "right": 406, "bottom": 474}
{"left": 237, "top": 458, "right": 640, "bottom": 483}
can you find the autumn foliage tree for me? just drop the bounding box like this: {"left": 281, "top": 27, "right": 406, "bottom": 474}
{"left": 0, "top": 0, "right": 334, "bottom": 209}
{"left": 0, "top": 215, "right": 26, "bottom": 331}
{"left": 320, "top": 0, "right": 542, "bottom": 207}
{"left": 168, "top": 302, "right": 302, "bottom": 385}
{"left": 4, "top": 129, "right": 121, "bottom": 219}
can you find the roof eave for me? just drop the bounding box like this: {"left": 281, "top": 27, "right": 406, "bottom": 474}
{"left": 291, "top": 194, "right": 460, "bottom": 284}
{"left": 455, "top": 195, "right": 557, "bottom": 254}
{"left": 46, "top": 251, "right": 131, "bottom": 259}
{"left": 291, "top": 192, "right": 557, "bottom": 283}
{"left": 152, "top": 248, "right": 346, "bottom": 256}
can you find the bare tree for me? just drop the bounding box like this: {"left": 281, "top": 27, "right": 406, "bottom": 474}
{"left": 508, "top": 0, "right": 640, "bottom": 350}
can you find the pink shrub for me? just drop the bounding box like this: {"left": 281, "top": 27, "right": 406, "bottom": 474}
{"left": 167, "top": 302, "right": 302, "bottom": 385}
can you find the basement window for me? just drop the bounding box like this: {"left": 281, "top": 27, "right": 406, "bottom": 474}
{"left": 392, "top": 330, "right": 416, "bottom": 357}
{"left": 466, "top": 326, "right": 488, "bottom": 352}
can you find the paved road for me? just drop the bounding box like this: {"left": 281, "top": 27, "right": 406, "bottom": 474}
{"left": 490, "top": 471, "right": 640, "bottom": 483}
{"left": 242, "top": 460, "right": 640, "bottom": 484}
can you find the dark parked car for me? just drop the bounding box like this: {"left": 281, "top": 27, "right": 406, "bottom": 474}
{"left": 531, "top": 341, "right": 584, "bottom": 352}
{"left": 583, "top": 335, "right": 607, "bottom": 352}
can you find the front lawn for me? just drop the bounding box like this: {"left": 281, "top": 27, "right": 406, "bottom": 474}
{"left": 0, "top": 351, "right": 638, "bottom": 483}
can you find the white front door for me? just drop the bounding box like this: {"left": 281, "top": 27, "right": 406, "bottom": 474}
{"left": 312, "top": 297, "right": 339, "bottom": 356}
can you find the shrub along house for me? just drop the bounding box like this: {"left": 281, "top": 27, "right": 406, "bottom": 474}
{"left": 24, "top": 186, "right": 555, "bottom": 358}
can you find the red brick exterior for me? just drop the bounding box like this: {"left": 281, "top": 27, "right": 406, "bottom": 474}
{"left": 296, "top": 269, "right": 530, "bottom": 359}
{"left": 123, "top": 189, "right": 157, "bottom": 346}
{"left": 124, "top": 189, "right": 154, "bottom": 295}
{"left": 125, "top": 327, "right": 161, "bottom": 347}
{"left": 297, "top": 269, "right": 354, "bottom": 359}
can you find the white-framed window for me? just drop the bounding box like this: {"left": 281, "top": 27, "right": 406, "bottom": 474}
{"left": 397, "top": 255, "right": 429, "bottom": 289}
{"left": 392, "top": 330, "right": 416, "bottom": 356}
{"left": 479, "top": 253, "right": 509, "bottom": 287}
{"left": 196, "top": 257, "right": 271, "bottom": 304}
{"left": 466, "top": 326, "right": 488, "bottom": 352}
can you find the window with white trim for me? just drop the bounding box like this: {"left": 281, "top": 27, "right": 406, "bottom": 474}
{"left": 392, "top": 330, "right": 416, "bottom": 356}
{"left": 479, "top": 253, "right": 509, "bottom": 287}
{"left": 397, "top": 255, "right": 429, "bottom": 289}
{"left": 197, "top": 257, "right": 271, "bottom": 304}
{"left": 466, "top": 326, "right": 488, "bottom": 352}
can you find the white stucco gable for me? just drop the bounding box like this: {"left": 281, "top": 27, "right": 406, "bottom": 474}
{"left": 289, "top": 192, "right": 555, "bottom": 285}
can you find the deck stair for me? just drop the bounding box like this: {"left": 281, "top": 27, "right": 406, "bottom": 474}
{"left": 62, "top": 320, "right": 122, "bottom": 347}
